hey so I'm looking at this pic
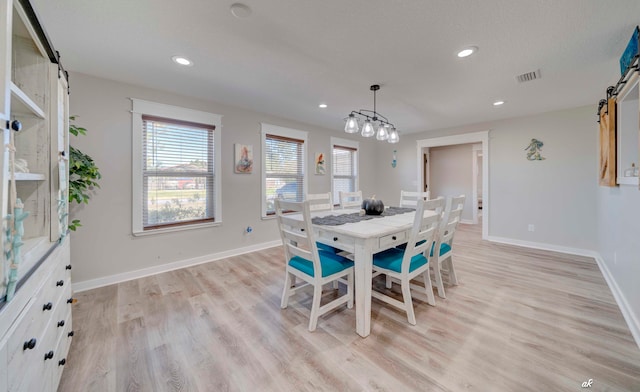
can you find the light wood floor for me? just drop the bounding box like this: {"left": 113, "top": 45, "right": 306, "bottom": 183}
{"left": 59, "top": 223, "right": 640, "bottom": 392}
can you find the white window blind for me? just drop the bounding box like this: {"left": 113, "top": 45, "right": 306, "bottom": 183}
{"left": 332, "top": 144, "right": 358, "bottom": 204}
{"left": 142, "top": 115, "right": 215, "bottom": 230}
{"left": 264, "top": 134, "right": 304, "bottom": 215}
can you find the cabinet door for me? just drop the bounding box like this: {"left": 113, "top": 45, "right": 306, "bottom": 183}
{"left": 50, "top": 65, "right": 69, "bottom": 241}
{"left": 0, "top": 0, "right": 11, "bottom": 122}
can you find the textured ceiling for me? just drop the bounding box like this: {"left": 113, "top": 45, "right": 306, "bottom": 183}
{"left": 31, "top": 0, "right": 640, "bottom": 134}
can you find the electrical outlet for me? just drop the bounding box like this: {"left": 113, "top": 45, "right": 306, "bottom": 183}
{"left": 528, "top": 224, "right": 535, "bottom": 232}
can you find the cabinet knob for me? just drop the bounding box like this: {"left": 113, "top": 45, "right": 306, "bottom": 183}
{"left": 65, "top": 264, "right": 72, "bottom": 270}
{"left": 333, "top": 237, "right": 338, "bottom": 241}
{"left": 392, "top": 236, "right": 397, "bottom": 240}
{"left": 68, "top": 330, "right": 74, "bottom": 337}
{"left": 43, "top": 302, "right": 53, "bottom": 311}
{"left": 67, "top": 297, "right": 74, "bottom": 304}
{"left": 44, "top": 351, "right": 54, "bottom": 360}
{"left": 56, "top": 280, "right": 64, "bottom": 286}
{"left": 57, "top": 320, "right": 65, "bottom": 328}
{"left": 10, "top": 120, "right": 22, "bottom": 132}
{"left": 58, "top": 358, "right": 66, "bottom": 366}
{"left": 23, "top": 338, "right": 37, "bottom": 350}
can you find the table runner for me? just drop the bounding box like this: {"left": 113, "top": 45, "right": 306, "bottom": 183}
{"left": 312, "top": 206, "right": 415, "bottom": 226}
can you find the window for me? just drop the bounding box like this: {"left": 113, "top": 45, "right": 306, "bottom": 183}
{"left": 331, "top": 137, "right": 359, "bottom": 205}
{"left": 261, "top": 124, "right": 307, "bottom": 217}
{"left": 132, "top": 99, "right": 221, "bottom": 235}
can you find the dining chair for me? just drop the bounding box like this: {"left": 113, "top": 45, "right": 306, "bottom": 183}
{"left": 386, "top": 197, "right": 445, "bottom": 289}
{"left": 371, "top": 199, "right": 440, "bottom": 325}
{"left": 339, "top": 190, "right": 363, "bottom": 209}
{"left": 275, "top": 199, "right": 354, "bottom": 331}
{"left": 398, "top": 190, "right": 431, "bottom": 208}
{"left": 307, "top": 192, "right": 333, "bottom": 212}
{"left": 307, "top": 192, "right": 340, "bottom": 254}
{"left": 431, "top": 195, "right": 465, "bottom": 298}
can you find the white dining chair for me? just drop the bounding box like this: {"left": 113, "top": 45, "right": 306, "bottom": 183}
{"left": 307, "top": 192, "right": 333, "bottom": 212}
{"left": 431, "top": 195, "right": 465, "bottom": 298}
{"left": 339, "top": 190, "right": 362, "bottom": 209}
{"left": 398, "top": 190, "right": 430, "bottom": 208}
{"left": 371, "top": 199, "right": 440, "bottom": 325}
{"left": 276, "top": 199, "right": 354, "bottom": 331}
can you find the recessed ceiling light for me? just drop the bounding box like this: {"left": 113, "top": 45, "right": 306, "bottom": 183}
{"left": 172, "top": 56, "right": 193, "bottom": 66}
{"left": 493, "top": 100, "right": 505, "bottom": 106}
{"left": 318, "top": 103, "right": 327, "bottom": 108}
{"left": 457, "top": 46, "right": 478, "bottom": 58}
{"left": 230, "top": 3, "right": 252, "bottom": 18}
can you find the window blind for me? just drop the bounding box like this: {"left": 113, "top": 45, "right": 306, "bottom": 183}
{"left": 142, "top": 115, "right": 215, "bottom": 229}
{"left": 265, "top": 134, "right": 304, "bottom": 215}
{"left": 332, "top": 145, "right": 358, "bottom": 204}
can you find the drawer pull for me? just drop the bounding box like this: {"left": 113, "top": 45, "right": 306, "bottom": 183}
{"left": 67, "top": 297, "right": 74, "bottom": 304}
{"left": 66, "top": 264, "right": 72, "bottom": 270}
{"left": 333, "top": 237, "right": 338, "bottom": 241}
{"left": 392, "top": 236, "right": 397, "bottom": 240}
{"left": 11, "top": 119, "right": 22, "bottom": 132}
{"left": 23, "top": 338, "right": 37, "bottom": 350}
{"left": 68, "top": 330, "right": 75, "bottom": 337}
{"left": 58, "top": 320, "right": 65, "bottom": 328}
{"left": 56, "top": 280, "right": 64, "bottom": 286}
{"left": 58, "top": 358, "right": 66, "bottom": 366}
{"left": 44, "top": 351, "right": 54, "bottom": 361}
{"left": 43, "top": 302, "right": 53, "bottom": 311}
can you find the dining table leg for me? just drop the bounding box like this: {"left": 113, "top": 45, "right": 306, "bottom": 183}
{"left": 354, "top": 238, "right": 374, "bottom": 337}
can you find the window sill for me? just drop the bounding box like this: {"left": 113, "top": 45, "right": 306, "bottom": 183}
{"left": 261, "top": 215, "right": 276, "bottom": 221}
{"left": 132, "top": 220, "right": 222, "bottom": 237}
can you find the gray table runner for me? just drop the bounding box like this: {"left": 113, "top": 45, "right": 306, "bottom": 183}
{"left": 312, "top": 207, "right": 415, "bottom": 226}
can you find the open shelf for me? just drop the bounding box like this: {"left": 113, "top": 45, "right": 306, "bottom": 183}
{"left": 10, "top": 82, "right": 45, "bottom": 118}
{"left": 14, "top": 172, "right": 45, "bottom": 181}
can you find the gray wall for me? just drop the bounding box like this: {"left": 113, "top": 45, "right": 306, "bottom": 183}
{"left": 68, "top": 72, "right": 378, "bottom": 283}
{"left": 374, "top": 105, "right": 598, "bottom": 251}
{"left": 428, "top": 144, "right": 474, "bottom": 222}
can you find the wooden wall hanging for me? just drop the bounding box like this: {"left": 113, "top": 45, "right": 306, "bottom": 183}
{"left": 599, "top": 97, "right": 617, "bottom": 186}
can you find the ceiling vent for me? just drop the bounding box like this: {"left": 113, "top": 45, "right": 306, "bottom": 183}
{"left": 516, "top": 69, "right": 541, "bottom": 83}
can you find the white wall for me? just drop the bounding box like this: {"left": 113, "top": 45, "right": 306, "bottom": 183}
{"left": 375, "top": 105, "right": 598, "bottom": 251}
{"left": 428, "top": 144, "right": 474, "bottom": 222}
{"left": 68, "top": 72, "right": 378, "bottom": 285}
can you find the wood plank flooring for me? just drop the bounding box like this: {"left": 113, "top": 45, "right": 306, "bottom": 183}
{"left": 58, "top": 223, "right": 640, "bottom": 391}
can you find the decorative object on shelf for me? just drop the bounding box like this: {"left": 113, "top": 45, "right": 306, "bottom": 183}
{"left": 234, "top": 143, "right": 253, "bottom": 173}
{"left": 391, "top": 150, "right": 397, "bottom": 168}
{"left": 524, "top": 138, "right": 546, "bottom": 161}
{"left": 598, "top": 96, "right": 617, "bottom": 186}
{"left": 361, "top": 195, "right": 385, "bottom": 215}
{"left": 5, "top": 199, "right": 29, "bottom": 301}
{"left": 623, "top": 163, "right": 639, "bottom": 177}
{"left": 619, "top": 26, "right": 639, "bottom": 75}
{"left": 14, "top": 158, "right": 29, "bottom": 173}
{"left": 344, "top": 84, "right": 400, "bottom": 144}
{"left": 69, "top": 117, "right": 102, "bottom": 231}
{"left": 314, "top": 152, "right": 325, "bottom": 175}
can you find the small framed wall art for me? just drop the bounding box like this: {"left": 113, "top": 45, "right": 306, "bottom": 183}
{"left": 315, "top": 152, "right": 325, "bottom": 175}
{"left": 235, "top": 144, "right": 253, "bottom": 174}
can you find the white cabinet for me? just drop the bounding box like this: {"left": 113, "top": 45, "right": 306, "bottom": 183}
{"left": 0, "top": 1, "right": 71, "bottom": 391}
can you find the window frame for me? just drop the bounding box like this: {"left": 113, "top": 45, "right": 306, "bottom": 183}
{"left": 261, "top": 123, "right": 308, "bottom": 218}
{"left": 131, "top": 98, "right": 222, "bottom": 236}
{"left": 330, "top": 137, "right": 359, "bottom": 207}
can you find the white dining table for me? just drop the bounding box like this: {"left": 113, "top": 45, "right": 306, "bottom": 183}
{"left": 311, "top": 207, "right": 435, "bottom": 337}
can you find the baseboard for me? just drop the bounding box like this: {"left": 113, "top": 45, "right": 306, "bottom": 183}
{"left": 72, "top": 240, "right": 282, "bottom": 293}
{"left": 593, "top": 253, "right": 640, "bottom": 350}
{"left": 460, "top": 219, "right": 475, "bottom": 225}
{"left": 486, "top": 236, "right": 597, "bottom": 258}
{"left": 487, "top": 236, "right": 640, "bottom": 349}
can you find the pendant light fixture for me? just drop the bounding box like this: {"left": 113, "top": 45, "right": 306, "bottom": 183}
{"left": 344, "top": 84, "right": 399, "bottom": 143}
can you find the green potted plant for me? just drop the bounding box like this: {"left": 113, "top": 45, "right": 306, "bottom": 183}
{"left": 69, "top": 116, "right": 101, "bottom": 230}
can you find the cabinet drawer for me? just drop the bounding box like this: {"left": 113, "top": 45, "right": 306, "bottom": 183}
{"left": 52, "top": 287, "right": 72, "bottom": 344}
{"left": 52, "top": 308, "right": 73, "bottom": 389}
{"left": 316, "top": 230, "right": 354, "bottom": 253}
{"left": 379, "top": 232, "right": 406, "bottom": 249}
{"left": 5, "top": 297, "right": 49, "bottom": 367}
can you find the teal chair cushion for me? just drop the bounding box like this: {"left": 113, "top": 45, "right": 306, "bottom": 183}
{"left": 430, "top": 242, "right": 451, "bottom": 257}
{"left": 316, "top": 242, "right": 340, "bottom": 253}
{"left": 288, "top": 250, "right": 352, "bottom": 278}
{"left": 373, "top": 248, "right": 428, "bottom": 273}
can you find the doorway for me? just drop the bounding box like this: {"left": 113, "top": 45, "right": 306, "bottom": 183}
{"left": 416, "top": 131, "right": 489, "bottom": 240}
